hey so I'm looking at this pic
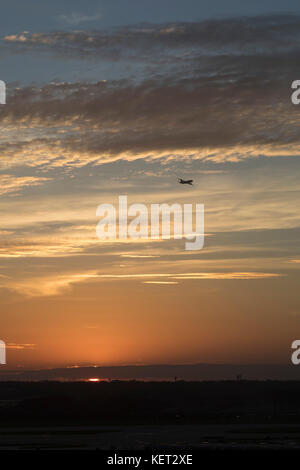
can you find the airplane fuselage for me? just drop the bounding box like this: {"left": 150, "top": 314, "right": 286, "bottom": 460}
{"left": 178, "top": 179, "right": 193, "bottom": 185}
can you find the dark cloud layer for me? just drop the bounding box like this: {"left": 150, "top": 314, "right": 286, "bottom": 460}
{"left": 0, "top": 78, "right": 298, "bottom": 167}
{"left": 1, "top": 15, "right": 300, "bottom": 168}
{"left": 4, "top": 15, "right": 300, "bottom": 57}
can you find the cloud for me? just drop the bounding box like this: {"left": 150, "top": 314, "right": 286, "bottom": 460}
{"left": 58, "top": 12, "right": 102, "bottom": 26}
{"left": 143, "top": 281, "right": 178, "bottom": 284}
{"left": 2, "top": 16, "right": 300, "bottom": 169}
{"left": 120, "top": 254, "right": 160, "bottom": 258}
{"left": 6, "top": 343, "right": 35, "bottom": 350}
{"left": 3, "top": 271, "right": 100, "bottom": 297}
{"left": 0, "top": 230, "right": 13, "bottom": 236}
{"left": 4, "top": 15, "right": 300, "bottom": 56}
{"left": 0, "top": 224, "right": 98, "bottom": 258}
{"left": 95, "top": 272, "right": 282, "bottom": 281}
{"left": 0, "top": 268, "right": 282, "bottom": 297}
{"left": 0, "top": 174, "right": 50, "bottom": 196}
{"left": 0, "top": 75, "right": 299, "bottom": 170}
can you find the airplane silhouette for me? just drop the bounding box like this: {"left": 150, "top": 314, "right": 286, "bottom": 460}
{"left": 178, "top": 178, "right": 193, "bottom": 185}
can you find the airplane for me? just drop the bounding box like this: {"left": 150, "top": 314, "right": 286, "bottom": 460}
{"left": 177, "top": 178, "right": 194, "bottom": 185}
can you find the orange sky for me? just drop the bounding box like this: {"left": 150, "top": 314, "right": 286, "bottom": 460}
{"left": 1, "top": 13, "right": 300, "bottom": 370}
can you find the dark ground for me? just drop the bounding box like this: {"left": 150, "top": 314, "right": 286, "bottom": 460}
{"left": 1, "top": 380, "right": 300, "bottom": 450}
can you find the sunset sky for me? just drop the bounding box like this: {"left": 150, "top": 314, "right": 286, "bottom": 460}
{"left": 1, "top": 0, "right": 300, "bottom": 371}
